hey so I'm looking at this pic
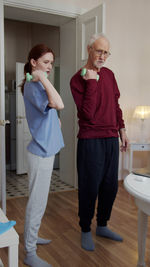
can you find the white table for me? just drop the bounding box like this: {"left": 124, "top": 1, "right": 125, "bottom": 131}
{"left": 129, "top": 143, "right": 150, "bottom": 173}
{"left": 124, "top": 173, "right": 150, "bottom": 267}
{"left": 0, "top": 208, "right": 19, "bottom": 267}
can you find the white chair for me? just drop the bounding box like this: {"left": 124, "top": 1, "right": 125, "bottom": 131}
{"left": 124, "top": 173, "right": 150, "bottom": 267}
{"left": 0, "top": 208, "right": 19, "bottom": 267}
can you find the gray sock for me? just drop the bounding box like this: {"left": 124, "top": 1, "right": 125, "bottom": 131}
{"left": 81, "top": 231, "right": 95, "bottom": 251}
{"left": 96, "top": 226, "right": 123, "bottom": 241}
{"left": 37, "top": 237, "right": 51, "bottom": 245}
{"left": 24, "top": 252, "right": 52, "bottom": 267}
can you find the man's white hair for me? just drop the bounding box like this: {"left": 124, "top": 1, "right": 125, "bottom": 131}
{"left": 88, "top": 33, "right": 110, "bottom": 47}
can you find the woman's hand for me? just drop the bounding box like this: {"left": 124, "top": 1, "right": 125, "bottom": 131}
{"left": 32, "top": 70, "right": 46, "bottom": 82}
{"left": 32, "top": 70, "right": 64, "bottom": 110}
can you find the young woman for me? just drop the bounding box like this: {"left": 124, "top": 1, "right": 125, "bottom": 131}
{"left": 21, "top": 44, "right": 64, "bottom": 267}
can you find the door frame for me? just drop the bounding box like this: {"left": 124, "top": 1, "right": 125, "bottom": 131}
{"left": 0, "top": 1, "right": 6, "bottom": 213}
{"left": 3, "top": 0, "right": 82, "bottom": 17}
{"left": 0, "top": 0, "right": 81, "bottom": 213}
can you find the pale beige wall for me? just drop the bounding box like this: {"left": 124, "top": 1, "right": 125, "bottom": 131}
{"left": 104, "top": 0, "right": 150, "bottom": 142}
{"left": 50, "top": 0, "right": 100, "bottom": 11}
{"left": 99, "top": 0, "right": 150, "bottom": 173}
{"left": 4, "top": 19, "right": 59, "bottom": 90}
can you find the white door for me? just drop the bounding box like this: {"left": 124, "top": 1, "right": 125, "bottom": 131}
{"left": 16, "top": 62, "right": 31, "bottom": 174}
{"left": 60, "top": 4, "right": 105, "bottom": 187}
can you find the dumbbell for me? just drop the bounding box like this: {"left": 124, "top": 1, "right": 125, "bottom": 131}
{"left": 26, "top": 72, "right": 48, "bottom": 82}
{"left": 81, "top": 68, "right": 99, "bottom": 81}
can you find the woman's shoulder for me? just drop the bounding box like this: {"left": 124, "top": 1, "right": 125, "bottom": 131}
{"left": 24, "top": 81, "right": 44, "bottom": 89}
{"left": 24, "top": 81, "right": 45, "bottom": 95}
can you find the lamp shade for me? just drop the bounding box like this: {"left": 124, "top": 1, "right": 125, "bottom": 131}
{"left": 133, "top": 106, "right": 150, "bottom": 120}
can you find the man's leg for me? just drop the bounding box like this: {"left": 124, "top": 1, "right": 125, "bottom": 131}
{"left": 96, "top": 138, "right": 123, "bottom": 241}
{"left": 24, "top": 152, "right": 54, "bottom": 266}
{"left": 77, "top": 139, "right": 105, "bottom": 250}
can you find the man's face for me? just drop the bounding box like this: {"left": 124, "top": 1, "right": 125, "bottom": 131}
{"left": 88, "top": 37, "right": 110, "bottom": 70}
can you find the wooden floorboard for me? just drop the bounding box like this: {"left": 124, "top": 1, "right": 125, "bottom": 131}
{"left": 0, "top": 182, "right": 150, "bottom": 267}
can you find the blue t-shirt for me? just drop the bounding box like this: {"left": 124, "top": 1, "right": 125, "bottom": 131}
{"left": 23, "top": 81, "right": 64, "bottom": 157}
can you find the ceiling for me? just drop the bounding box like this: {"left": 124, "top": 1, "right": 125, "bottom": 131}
{"left": 4, "top": 6, "right": 74, "bottom": 27}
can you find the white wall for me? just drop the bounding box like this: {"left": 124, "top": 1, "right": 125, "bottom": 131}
{"left": 99, "top": 0, "right": 150, "bottom": 177}
{"left": 47, "top": 0, "right": 101, "bottom": 13}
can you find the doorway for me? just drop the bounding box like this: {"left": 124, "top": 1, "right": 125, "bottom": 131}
{"left": 4, "top": 8, "right": 75, "bottom": 198}
{"left": 1, "top": 2, "right": 104, "bottom": 211}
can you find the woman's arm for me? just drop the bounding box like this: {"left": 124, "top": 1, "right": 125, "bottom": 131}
{"left": 32, "top": 70, "right": 64, "bottom": 110}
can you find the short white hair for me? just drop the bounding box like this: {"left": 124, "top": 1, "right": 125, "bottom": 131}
{"left": 88, "top": 33, "right": 110, "bottom": 47}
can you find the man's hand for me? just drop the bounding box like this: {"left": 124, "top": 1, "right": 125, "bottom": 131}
{"left": 83, "top": 69, "right": 97, "bottom": 80}
{"left": 119, "top": 128, "right": 129, "bottom": 152}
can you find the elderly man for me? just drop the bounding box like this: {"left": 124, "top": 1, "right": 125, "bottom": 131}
{"left": 70, "top": 33, "right": 129, "bottom": 251}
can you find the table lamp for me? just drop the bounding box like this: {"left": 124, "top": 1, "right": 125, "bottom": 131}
{"left": 133, "top": 105, "right": 150, "bottom": 143}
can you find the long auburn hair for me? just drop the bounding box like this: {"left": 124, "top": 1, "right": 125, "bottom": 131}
{"left": 21, "top": 44, "right": 55, "bottom": 94}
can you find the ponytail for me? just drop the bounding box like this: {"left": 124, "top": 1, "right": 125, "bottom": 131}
{"left": 20, "top": 61, "right": 32, "bottom": 95}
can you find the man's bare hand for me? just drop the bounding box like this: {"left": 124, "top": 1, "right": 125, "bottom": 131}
{"left": 119, "top": 129, "right": 129, "bottom": 152}
{"left": 83, "top": 69, "right": 97, "bottom": 80}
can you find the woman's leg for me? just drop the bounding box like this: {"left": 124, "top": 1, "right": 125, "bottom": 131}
{"left": 24, "top": 152, "right": 54, "bottom": 253}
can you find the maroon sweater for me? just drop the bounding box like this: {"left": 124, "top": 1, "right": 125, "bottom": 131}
{"left": 70, "top": 67, "right": 125, "bottom": 139}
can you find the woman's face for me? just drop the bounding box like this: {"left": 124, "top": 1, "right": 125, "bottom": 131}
{"left": 32, "top": 52, "right": 54, "bottom": 76}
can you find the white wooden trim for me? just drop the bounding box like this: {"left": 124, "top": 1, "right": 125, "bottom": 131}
{"left": 54, "top": 57, "right": 60, "bottom": 67}
{"left": 81, "top": 16, "right": 98, "bottom": 60}
{"left": 0, "top": 208, "right": 19, "bottom": 267}
{"left": 102, "top": 3, "right": 106, "bottom": 33}
{"left": 60, "top": 20, "right": 76, "bottom": 187}
{"left": 0, "top": 258, "right": 4, "bottom": 267}
{"left": 0, "top": 0, "right": 6, "bottom": 214}
{"left": 4, "top": 0, "right": 85, "bottom": 18}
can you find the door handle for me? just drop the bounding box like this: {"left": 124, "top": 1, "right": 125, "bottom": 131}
{"left": 0, "top": 120, "right": 10, "bottom": 126}
{"left": 16, "top": 116, "right": 25, "bottom": 119}
{"left": 16, "top": 119, "right": 22, "bottom": 124}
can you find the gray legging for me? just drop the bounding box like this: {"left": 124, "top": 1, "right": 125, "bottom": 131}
{"left": 24, "top": 151, "right": 54, "bottom": 253}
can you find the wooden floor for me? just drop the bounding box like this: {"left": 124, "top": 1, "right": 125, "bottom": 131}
{"left": 0, "top": 182, "right": 150, "bottom": 267}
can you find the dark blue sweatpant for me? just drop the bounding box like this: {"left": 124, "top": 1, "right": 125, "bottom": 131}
{"left": 77, "top": 137, "right": 119, "bottom": 232}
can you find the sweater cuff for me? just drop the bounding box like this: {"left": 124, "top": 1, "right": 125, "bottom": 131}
{"left": 119, "top": 128, "right": 126, "bottom": 132}
{"left": 85, "top": 79, "right": 98, "bottom": 90}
